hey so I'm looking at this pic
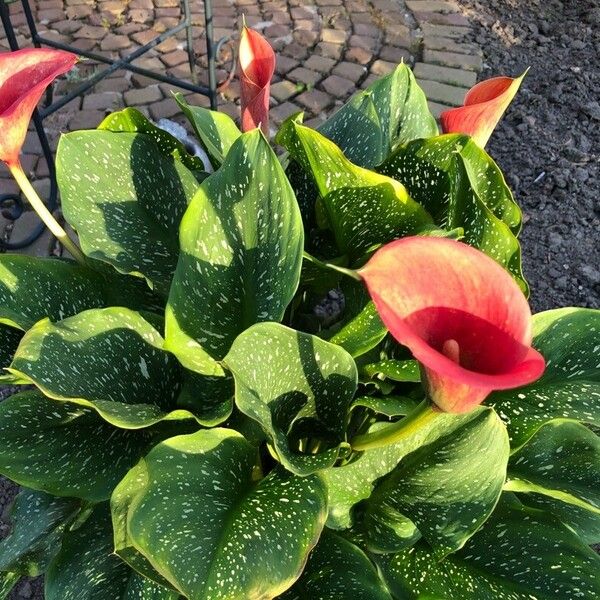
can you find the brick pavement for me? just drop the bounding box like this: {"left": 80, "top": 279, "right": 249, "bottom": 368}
{"left": 0, "top": 0, "right": 481, "bottom": 254}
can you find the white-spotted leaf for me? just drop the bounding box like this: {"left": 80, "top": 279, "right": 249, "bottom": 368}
{"left": 56, "top": 130, "right": 201, "bottom": 295}
{"left": 111, "top": 428, "right": 328, "bottom": 600}
{"left": 166, "top": 129, "right": 304, "bottom": 361}
{"left": 490, "top": 307, "right": 600, "bottom": 449}
{"left": 376, "top": 495, "right": 600, "bottom": 599}
{"left": 224, "top": 323, "right": 358, "bottom": 476}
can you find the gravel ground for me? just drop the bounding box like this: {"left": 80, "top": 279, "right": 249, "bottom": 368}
{"left": 1, "top": 2, "right": 599, "bottom": 596}
{"left": 456, "top": 0, "right": 600, "bottom": 312}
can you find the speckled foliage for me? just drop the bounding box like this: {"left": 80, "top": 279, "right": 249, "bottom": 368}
{"left": 1, "top": 65, "right": 599, "bottom": 599}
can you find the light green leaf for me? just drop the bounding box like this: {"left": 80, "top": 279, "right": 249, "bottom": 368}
{"left": 506, "top": 420, "right": 600, "bottom": 518}
{"left": 324, "top": 408, "right": 497, "bottom": 530}
{"left": 328, "top": 302, "right": 387, "bottom": 358}
{"left": 7, "top": 308, "right": 191, "bottom": 429}
{"left": 376, "top": 495, "right": 600, "bottom": 599}
{"left": 166, "top": 129, "right": 304, "bottom": 361}
{"left": 57, "top": 130, "right": 201, "bottom": 295}
{"left": 0, "top": 572, "right": 19, "bottom": 599}
{"left": 224, "top": 322, "right": 357, "bottom": 475}
{"left": 46, "top": 505, "right": 178, "bottom": 600}
{"left": 111, "top": 428, "right": 328, "bottom": 599}
{"left": 99, "top": 106, "right": 208, "bottom": 178}
{"left": 0, "top": 488, "right": 80, "bottom": 576}
{"left": 490, "top": 307, "right": 600, "bottom": 449}
{"left": 352, "top": 395, "right": 419, "bottom": 417}
{"left": 318, "top": 64, "right": 438, "bottom": 168}
{"left": 174, "top": 92, "right": 241, "bottom": 167}
{"left": 362, "top": 359, "right": 420, "bottom": 383}
{"left": 0, "top": 391, "right": 158, "bottom": 500}
{"left": 362, "top": 407, "right": 509, "bottom": 557}
{"left": 277, "top": 117, "right": 432, "bottom": 260}
{"left": 278, "top": 530, "right": 392, "bottom": 600}
{"left": 379, "top": 134, "right": 527, "bottom": 292}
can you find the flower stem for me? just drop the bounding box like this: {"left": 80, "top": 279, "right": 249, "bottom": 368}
{"left": 9, "top": 161, "right": 86, "bottom": 265}
{"left": 350, "top": 399, "right": 440, "bottom": 451}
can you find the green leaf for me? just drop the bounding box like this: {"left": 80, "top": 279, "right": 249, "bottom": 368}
{"left": 0, "top": 391, "right": 158, "bottom": 500}
{"left": 328, "top": 301, "right": 387, "bottom": 358}
{"left": 278, "top": 530, "right": 392, "bottom": 600}
{"left": 7, "top": 308, "right": 190, "bottom": 429}
{"left": 166, "top": 129, "right": 304, "bottom": 361}
{"left": 324, "top": 408, "right": 499, "bottom": 530}
{"left": 318, "top": 64, "right": 438, "bottom": 168}
{"left": 174, "top": 92, "right": 241, "bottom": 167}
{"left": 506, "top": 420, "right": 600, "bottom": 518}
{"left": 224, "top": 322, "right": 357, "bottom": 475}
{"left": 46, "top": 505, "right": 178, "bottom": 600}
{"left": 0, "top": 572, "right": 19, "bottom": 600}
{"left": 57, "top": 130, "right": 201, "bottom": 295}
{"left": 352, "top": 395, "right": 418, "bottom": 417}
{"left": 111, "top": 428, "right": 328, "bottom": 599}
{"left": 362, "top": 359, "right": 421, "bottom": 383}
{"left": 277, "top": 117, "right": 432, "bottom": 260}
{"left": 0, "top": 488, "right": 80, "bottom": 576}
{"left": 379, "top": 134, "right": 527, "bottom": 292}
{"left": 99, "top": 106, "right": 208, "bottom": 178}
{"left": 490, "top": 307, "right": 600, "bottom": 449}
{"left": 376, "top": 495, "right": 600, "bottom": 599}
{"left": 362, "top": 407, "right": 509, "bottom": 557}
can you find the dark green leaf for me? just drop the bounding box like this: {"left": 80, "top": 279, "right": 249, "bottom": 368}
{"left": 0, "top": 391, "right": 157, "bottom": 500}
{"left": 111, "top": 428, "right": 327, "bottom": 599}
{"left": 362, "top": 407, "right": 509, "bottom": 557}
{"left": 277, "top": 117, "right": 432, "bottom": 259}
{"left": 0, "top": 326, "right": 22, "bottom": 370}
{"left": 166, "top": 129, "right": 304, "bottom": 360}
{"left": 506, "top": 420, "right": 600, "bottom": 518}
{"left": 328, "top": 302, "right": 387, "bottom": 358}
{"left": 7, "top": 308, "right": 189, "bottom": 428}
{"left": 0, "top": 488, "right": 80, "bottom": 576}
{"left": 318, "top": 64, "right": 438, "bottom": 168}
{"left": 224, "top": 322, "right": 357, "bottom": 475}
{"left": 362, "top": 359, "right": 420, "bottom": 383}
{"left": 352, "top": 395, "right": 419, "bottom": 417}
{"left": 174, "top": 92, "right": 241, "bottom": 167}
{"left": 380, "top": 134, "right": 527, "bottom": 292}
{"left": 46, "top": 505, "right": 178, "bottom": 600}
{"left": 278, "top": 530, "right": 392, "bottom": 599}
{"left": 99, "top": 106, "right": 208, "bottom": 177}
{"left": 490, "top": 307, "right": 600, "bottom": 448}
{"left": 57, "top": 130, "right": 201, "bottom": 295}
{"left": 376, "top": 495, "right": 600, "bottom": 599}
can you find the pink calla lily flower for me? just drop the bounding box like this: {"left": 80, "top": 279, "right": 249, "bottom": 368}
{"left": 238, "top": 25, "right": 275, "bottom": 136}
{"left": 359, "top": 237, "right": 545, "bottom": 413}
{"left": 0, "top": 48, "right": 77, "bottom": 167}
{"left": 440, "top": 72, "right": 526, "bottom": 148}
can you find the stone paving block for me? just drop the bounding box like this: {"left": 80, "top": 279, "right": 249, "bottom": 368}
{"left": 406, "top": 0, "right": 459, "bottom": 11}
{"left": 419, "top": 23, "right": 471, "bottom": 39}
{"left": 346, "top": 46, "right": 372, "bottom": 64}
{"left": 100, "top": 34, "right": 132, "bottom": 51}
{"left": 68, "top": 110, "right": 107, "bottom": 130}
{"left": 423, "top": 48, "right": 482, "bottom": 71}
{"left": 270, "top": 101, "right": 302, "bottom": 124}
{"left": 316, "top": 42, "right": 344, "bottom": 60}
{"left": 9, "top": 212, "right": 53, "bottom": 258}
{"left": 413, "top": 11, "right": 469, "bottom": 26}
{"left": 276, "top": 55, "right": 300, "bottom": 75}
{"left": 349, "top": 34, "right": 378, "bottom": 52}
{"left": 74, "top": 25, "right": 107, "bottom": 39}
{"left": 82, "top": 91, "right": 123, "bottom": 111}
{"left": 322, "top": 74, "right": 355, "bottom": 98}
{"left": 161, "top": 50, "right": 189, "bottom": 67}
{"left": 332, "top": 61, "right": 366, "bottom": 82}
{"left": 322, "top": 28, "right": 347, "bottom": 44}
{"left": 354, "top": 23, "right": 380, "bottom": 38}
{"left": 271, "top": 80, "right": 300, "bottom": 102}
{"left": 379, "top": 45, "right": 412, "bottom": 64}
{"left": 288, "top": 67, "right": 322, "bottom": 87}
{"left": 304, "top": 55, "right": 337, "bottom": 73}
{"left": 424, "top": 35, "right": 482, "bottom": 56}
{"left": 149, "top": 98, "right": 181, "bottom": 120}
{"left": 296, "top": 89, "right": 333, "bottom": 113}
{"left": 124, "top": 85, "right": 163, "bottom": 106}
{"left": 370, "top": 59, "right": 397, "bottom": 76}
{"left": 428, "top": 100, "right": 452, "bottom": 119}
{"left": 294, "top": 30, "right": 319, "bottom": 46}
{"left": 416, "top": 78, "right": 468, "bottom": 106}
{"left": 414, "top": 62, "right": 477, "bottom": 87}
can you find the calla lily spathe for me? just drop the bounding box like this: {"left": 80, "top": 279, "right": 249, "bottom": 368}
{"left": 359, "top": 236, "right": 545, "bottom": 413}
{"left": 440, "top": 72, "right": 526, "bottom": 148}
{"left": 0, "top": 48, "right": 77, "bottom": 167}
{"left": 238, "top": 25, "right": 275, "bottom": 136}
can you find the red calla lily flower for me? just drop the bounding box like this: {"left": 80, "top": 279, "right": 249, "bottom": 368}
{"left": 440, "top": 72, "right": 526, "bottom": 148}
{"left": 360, "top": 237, "right": 545, "bottom": 413}
{"left": 0, "top": 48, "right": 77, "bottom": 167}
{"left": 238, "top": 25, "right": 275, "bottom": 136}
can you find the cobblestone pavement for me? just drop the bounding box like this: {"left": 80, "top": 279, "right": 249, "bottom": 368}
{"left": 0, "top": 0, "right": 482, "bottom": 255}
